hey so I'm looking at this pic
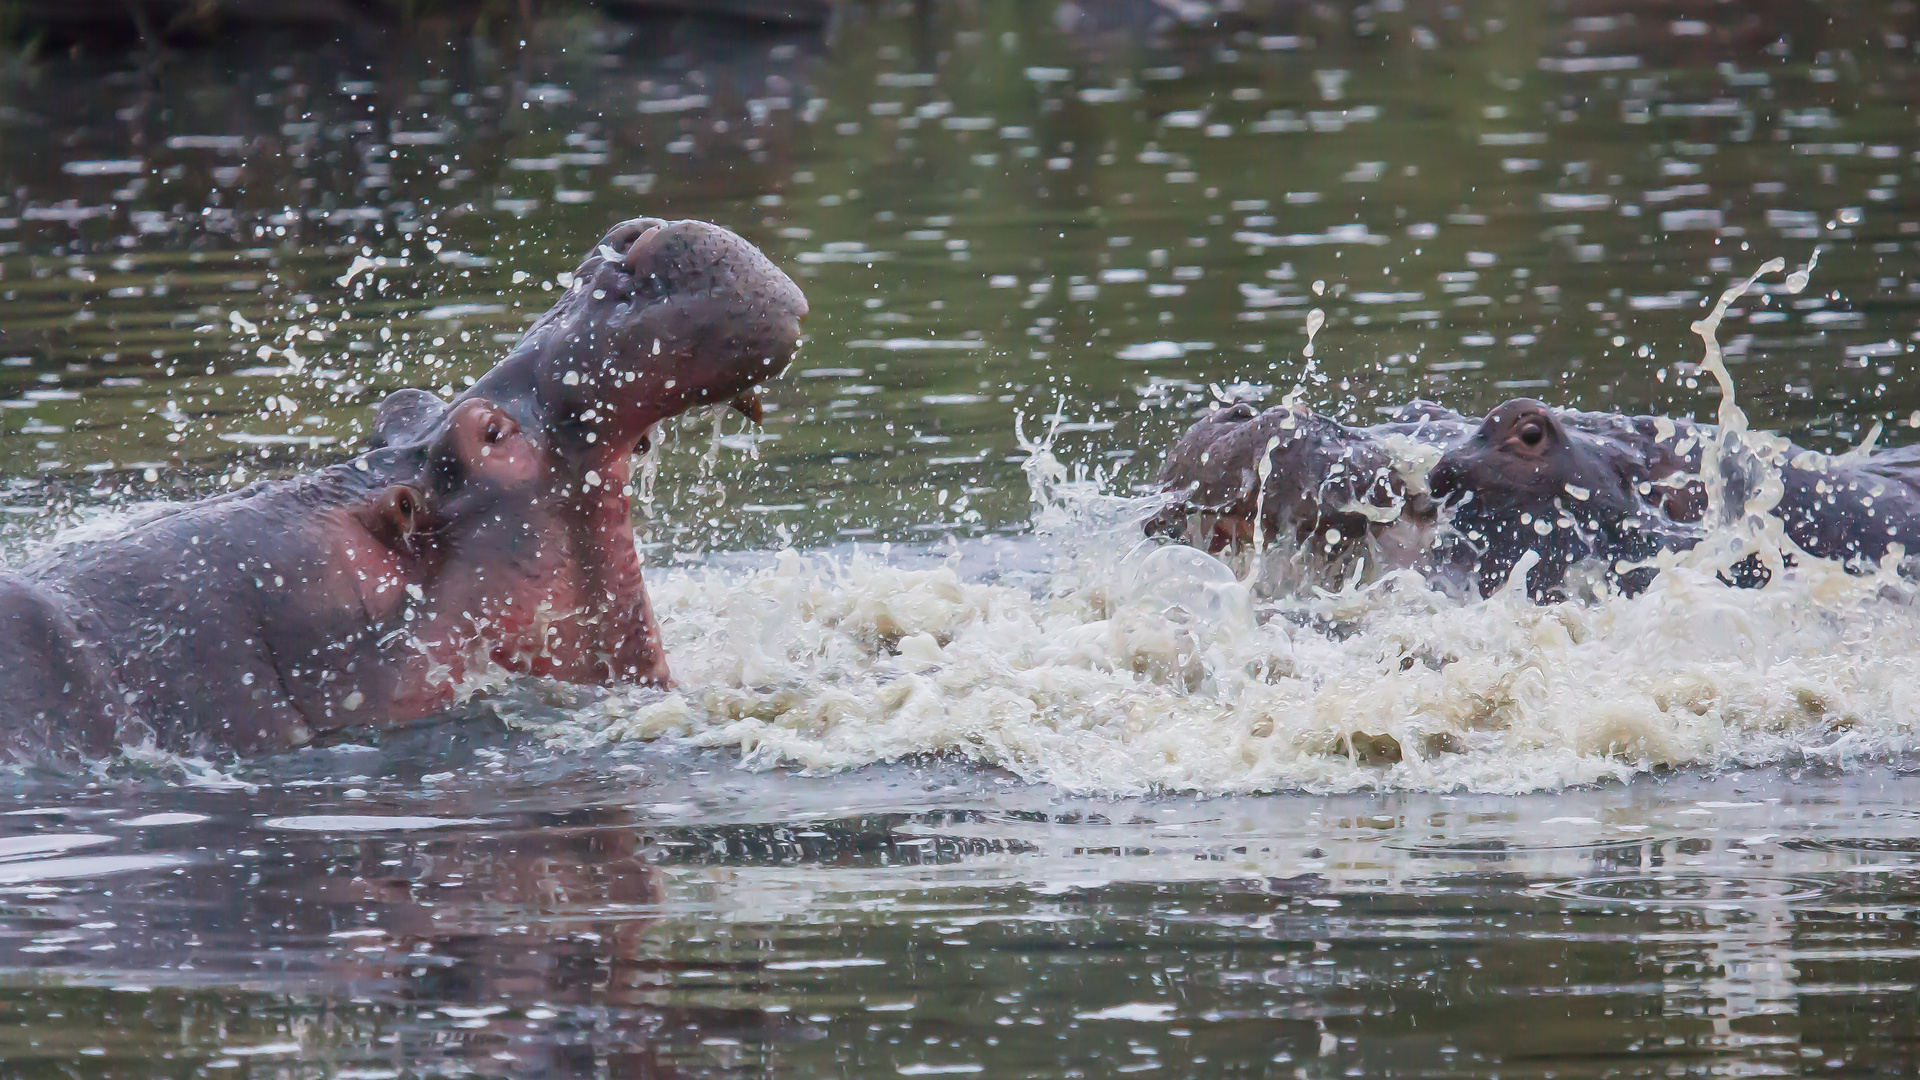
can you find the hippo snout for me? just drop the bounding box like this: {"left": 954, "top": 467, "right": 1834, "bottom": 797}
{"left": 1426, "top": 454, "right": 1468, "bottom": 506}
{"left": 623, "top": 218, "right": 808, "bottom": 341}
{"left": 456, "top": 216, "right": 808, "bottom": 457}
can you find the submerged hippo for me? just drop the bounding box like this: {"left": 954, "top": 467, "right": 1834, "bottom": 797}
{"left": 0, "top": 217, "right": 806, "bottom": 757}
{"left": 1425, "top": 398, "right": 1716, "bottom": 597}
{"left": 1144, "top": 399, "right": 1474, "bottom": 560}
{"left": 1432, "top": 397, "right": 1920, "bottom": 595}
{"left": 1153, "top": 395, "right": 1920, "bottom": 600}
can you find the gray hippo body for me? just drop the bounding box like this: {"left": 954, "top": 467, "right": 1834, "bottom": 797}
{"left": 0, "top": 217, "right": 806, "bottom": 758}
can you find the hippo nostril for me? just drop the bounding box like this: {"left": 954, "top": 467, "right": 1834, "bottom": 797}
{"left": 600, "top": 217, "right": 666, "bottom": 259}
{"left": 1519, "top": 422, "right": 1545, "bottom": 448}
{"left": 624, "top": 223, "right": 668, "bottom": 268}
{"left": 626, "top": 271, "right": 669, "bottom": 304}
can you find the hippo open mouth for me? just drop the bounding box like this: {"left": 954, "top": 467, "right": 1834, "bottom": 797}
{"left": 376, "top": 217, "right": 802, "bottom": 456}
{"left": 337, "top": 218, "right": 810, "bottom": 702}
{"left": 0, "top": 217, "right": 806, "bottom": 756}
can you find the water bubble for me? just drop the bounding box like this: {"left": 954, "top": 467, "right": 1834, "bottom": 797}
{"left": 1116, "top": 544, "right": 1255, "bottom": 639}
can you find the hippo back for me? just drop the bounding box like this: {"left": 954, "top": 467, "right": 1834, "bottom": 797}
{"left": 0, "top": 575, "right": 124, "bottom": 758}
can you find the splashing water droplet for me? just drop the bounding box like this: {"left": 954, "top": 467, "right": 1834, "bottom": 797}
{"left": 1784, "top": 246, "right": 1821, "bottom": 294}
{"left": 1280, "top": 309, "right": 1328, "bottom": 410}
{"left": 636, "top": 423, "right": 663, "bottom": 516}
{"left": 1691, "top": 258, "right": 1784, "bottom": 431}
{"left": 1682, "top": 256, "right": 1801, "bottom": 585}
{"left": 1251, "top": 435, "right": 1281, "bottom": 556}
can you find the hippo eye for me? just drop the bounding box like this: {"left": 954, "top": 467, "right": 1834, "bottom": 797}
{"left": 1518, "top": 421, "right": 1545, "bottom": 448}
{"left": 484, "top": 421, "right": 503, "bottom": 445}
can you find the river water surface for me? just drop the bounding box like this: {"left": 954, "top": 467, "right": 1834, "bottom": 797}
{"left": 3, "top": 2, "right": 1920, "bottom": 1076}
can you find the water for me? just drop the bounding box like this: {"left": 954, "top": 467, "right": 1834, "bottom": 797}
{"left": 4, "top": 2, "right": 1920, "bottom": 1075}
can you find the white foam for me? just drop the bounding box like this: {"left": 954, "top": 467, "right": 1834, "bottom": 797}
{"left": 528, "top": 255, "right": 1920, "bottom": 795}
{"left": 262, "top": 815, "right": 493, "bottom": 832}
{"left": 523, "top": 456, "right": 1920, "bottom": 795}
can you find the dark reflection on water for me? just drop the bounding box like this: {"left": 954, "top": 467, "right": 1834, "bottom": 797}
{"left": 4, "top": 1, "right": 1920, "bottom": 1076}
{"left": 1, "top": 759, "right": 1920, "bottom": 1076}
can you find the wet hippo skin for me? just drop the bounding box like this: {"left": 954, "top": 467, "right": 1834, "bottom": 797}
{"left": 1426, "top": 398, "right": 1717, "bottom": 598}
{"left": 1144, "top": 399, "right": 1475, "bottom": 556}
{"left": 0, "top": 218, "right": 807, "bottom": 758}
{"left": 1154, "top": 396, "right": 1920, "bottom": 601}
{"left": 1435, "top": 398, "right": 1920, "bottom": 595}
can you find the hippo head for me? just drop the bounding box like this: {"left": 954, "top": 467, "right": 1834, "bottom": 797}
{"left": 1428, "top": 398, "right": 1657, "bottom": 597}
{"left": 1146, "top": 402, "right": 1416, "bottom": 554}
{"left": 343, "top": 218, "right": 806, "bottom": 698}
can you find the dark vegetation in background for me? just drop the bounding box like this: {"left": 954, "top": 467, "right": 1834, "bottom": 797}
{"left": 0, "top": 0, "right": 832, "bottom": 52}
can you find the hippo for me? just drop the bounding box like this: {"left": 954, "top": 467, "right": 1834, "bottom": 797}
{"left": 1143, "top": 399, "right": 1475, "bottom": 557}
{"left": 1154, "top": 394, "right": 1920, "bottom": 601}
{"left": 0, "top": 217, "right": 806, "bottom": 758}
{"left": 1424, "top": 398, "right": 1720, "bottom": 598}
{"left": 1433, "top": 397, "right": 1920, "bottom": 596}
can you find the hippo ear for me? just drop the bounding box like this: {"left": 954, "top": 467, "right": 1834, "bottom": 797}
{"left": 354, "top": 484, "right": 426, "bottom": 556}
{"left": 370, "top": 389, "right": 451, "bottom": 449}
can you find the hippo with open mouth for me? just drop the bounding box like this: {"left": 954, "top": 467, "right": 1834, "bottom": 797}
{"left": 0, "top": 217, "right": 807, "bottom": 757}
{"left": 1153, "top": 395, "right": 1920, "bottom": 601}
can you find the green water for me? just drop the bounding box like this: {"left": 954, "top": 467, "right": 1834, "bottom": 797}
{"left": 1, "top": 2, "right": 1920, "bottom": 1076}
{"left": 4, "top": 2, "right": 1916, "bottom": 553}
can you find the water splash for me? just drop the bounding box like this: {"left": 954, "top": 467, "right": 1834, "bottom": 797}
{"left": 1689, "top": 257, "right": 1782, "bottom": 433}
{"left": 700, "top": 405, "right": 728, "bottom": 476}
{"left": 504, "top": 252, "right": 1920, "bottom": 795}
{"left": 531, "top": 463, "right": 1916, "bottom": 794}
{"left": 526, "top": 425, "right": 1920, "bottom": 797}
{"left": 1279, "top": 308, "right": 1327, "bottom": 411}
{"left": 1675, "top": 254, "right": 1823, "bottom": 588}
{"left": 635, "top": 422, "right": 664, "bottom": 516}
{"left": 1249, "top": 435, "right": 1281, "bottom": 556}
{"left": 1784, "top": 246, "right": 1822, "bottom": 295}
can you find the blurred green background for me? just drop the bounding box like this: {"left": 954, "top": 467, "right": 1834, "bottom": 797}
{"left": 1, "top": 0, "right": 1915, "bottom": 558}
